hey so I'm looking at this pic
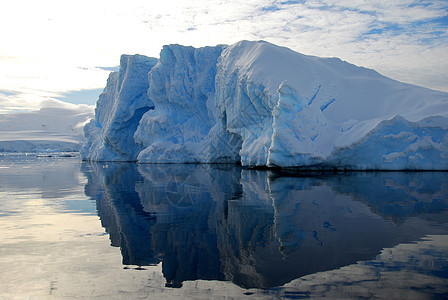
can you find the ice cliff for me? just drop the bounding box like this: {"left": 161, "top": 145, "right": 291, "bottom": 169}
{"left": 82, "top": 41, "right": 448, "bottom": 170}
{"left": 82, "top": 54, "right": 158, "bottom": 161}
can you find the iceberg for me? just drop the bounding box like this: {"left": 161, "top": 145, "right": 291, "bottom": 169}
{"left": 82, "top": 41, "right": 448, "bottom": 170}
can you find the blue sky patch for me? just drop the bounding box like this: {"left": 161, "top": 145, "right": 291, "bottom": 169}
{"left": 57, "top": 88, "right": 104, "bottom": 105}
{"left": 95, "top": 65, "right": 120, "bottom": 72}
{"left": 427, "top": 15, "right": 448, "bottom": 26}
{"left": 0, "top": 89, "right": 21, "bottom": 97}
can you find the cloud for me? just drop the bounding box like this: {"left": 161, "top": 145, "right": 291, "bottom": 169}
{"left": 0, "top": 0, "right": 446, "bottom": 112}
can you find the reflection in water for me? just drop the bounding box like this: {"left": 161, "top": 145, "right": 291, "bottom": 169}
{"left": 0, "top": 155, "right": 91, "bottom": 214}
{"left": 82, "top": 163, "right": 448, "bottom": 290}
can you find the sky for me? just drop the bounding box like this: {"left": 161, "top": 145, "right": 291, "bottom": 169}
{"left": 0, "top": 0, "right": 447, "bottom": 113}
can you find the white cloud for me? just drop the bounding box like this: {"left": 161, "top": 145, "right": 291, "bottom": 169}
{"left": 0, "top": 0, "right": 447, "bottom": 112}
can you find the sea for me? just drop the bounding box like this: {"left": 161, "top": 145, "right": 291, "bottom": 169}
{"left": 0, "top": 153, "right": 447, "bottom": 299}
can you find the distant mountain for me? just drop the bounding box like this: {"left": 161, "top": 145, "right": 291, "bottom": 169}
{"left": 81, "top": 41, "right": 448, "bottom": 170}
{"left": 0, "top": 106, "right": 93, "bottom": 153}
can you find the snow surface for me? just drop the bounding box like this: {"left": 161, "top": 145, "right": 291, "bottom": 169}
{"left": 0, "top": 106, "right": 93, "bottom": 153}
{"left": 82, "top": 41, "right": 448, "bottom": 170}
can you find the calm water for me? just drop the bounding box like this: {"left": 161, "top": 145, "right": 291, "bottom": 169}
{"left": 0, "top": 155, "right": 447, "bottom": 299}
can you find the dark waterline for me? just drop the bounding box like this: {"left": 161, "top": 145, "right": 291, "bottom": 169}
{"left": 1, "top": 155, "right": 448, "bottom": 298}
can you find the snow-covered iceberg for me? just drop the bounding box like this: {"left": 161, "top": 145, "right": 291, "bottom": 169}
{"left": 82, "top": 41, "right": 448, "bottom": 170}
{"left": 0, "top": 106, "right": 93, "bottom": 153}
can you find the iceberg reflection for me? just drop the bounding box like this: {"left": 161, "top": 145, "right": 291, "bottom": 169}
{"left": 82, "top": 163, "right": 448, "bottom": 289}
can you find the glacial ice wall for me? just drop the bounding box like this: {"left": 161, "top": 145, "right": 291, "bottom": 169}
{"left": 81, "top": 54, "right": 158, "bottom": 161}
{"left": 82, "top": 41, "right": 448, "bottom": 169}
{"left": 134, "top": 44, "right": 227, "bottom": 163}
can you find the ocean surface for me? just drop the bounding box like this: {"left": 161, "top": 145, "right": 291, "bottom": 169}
{"left": 0, "top": 154, "right": 447, "bottom": 299}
